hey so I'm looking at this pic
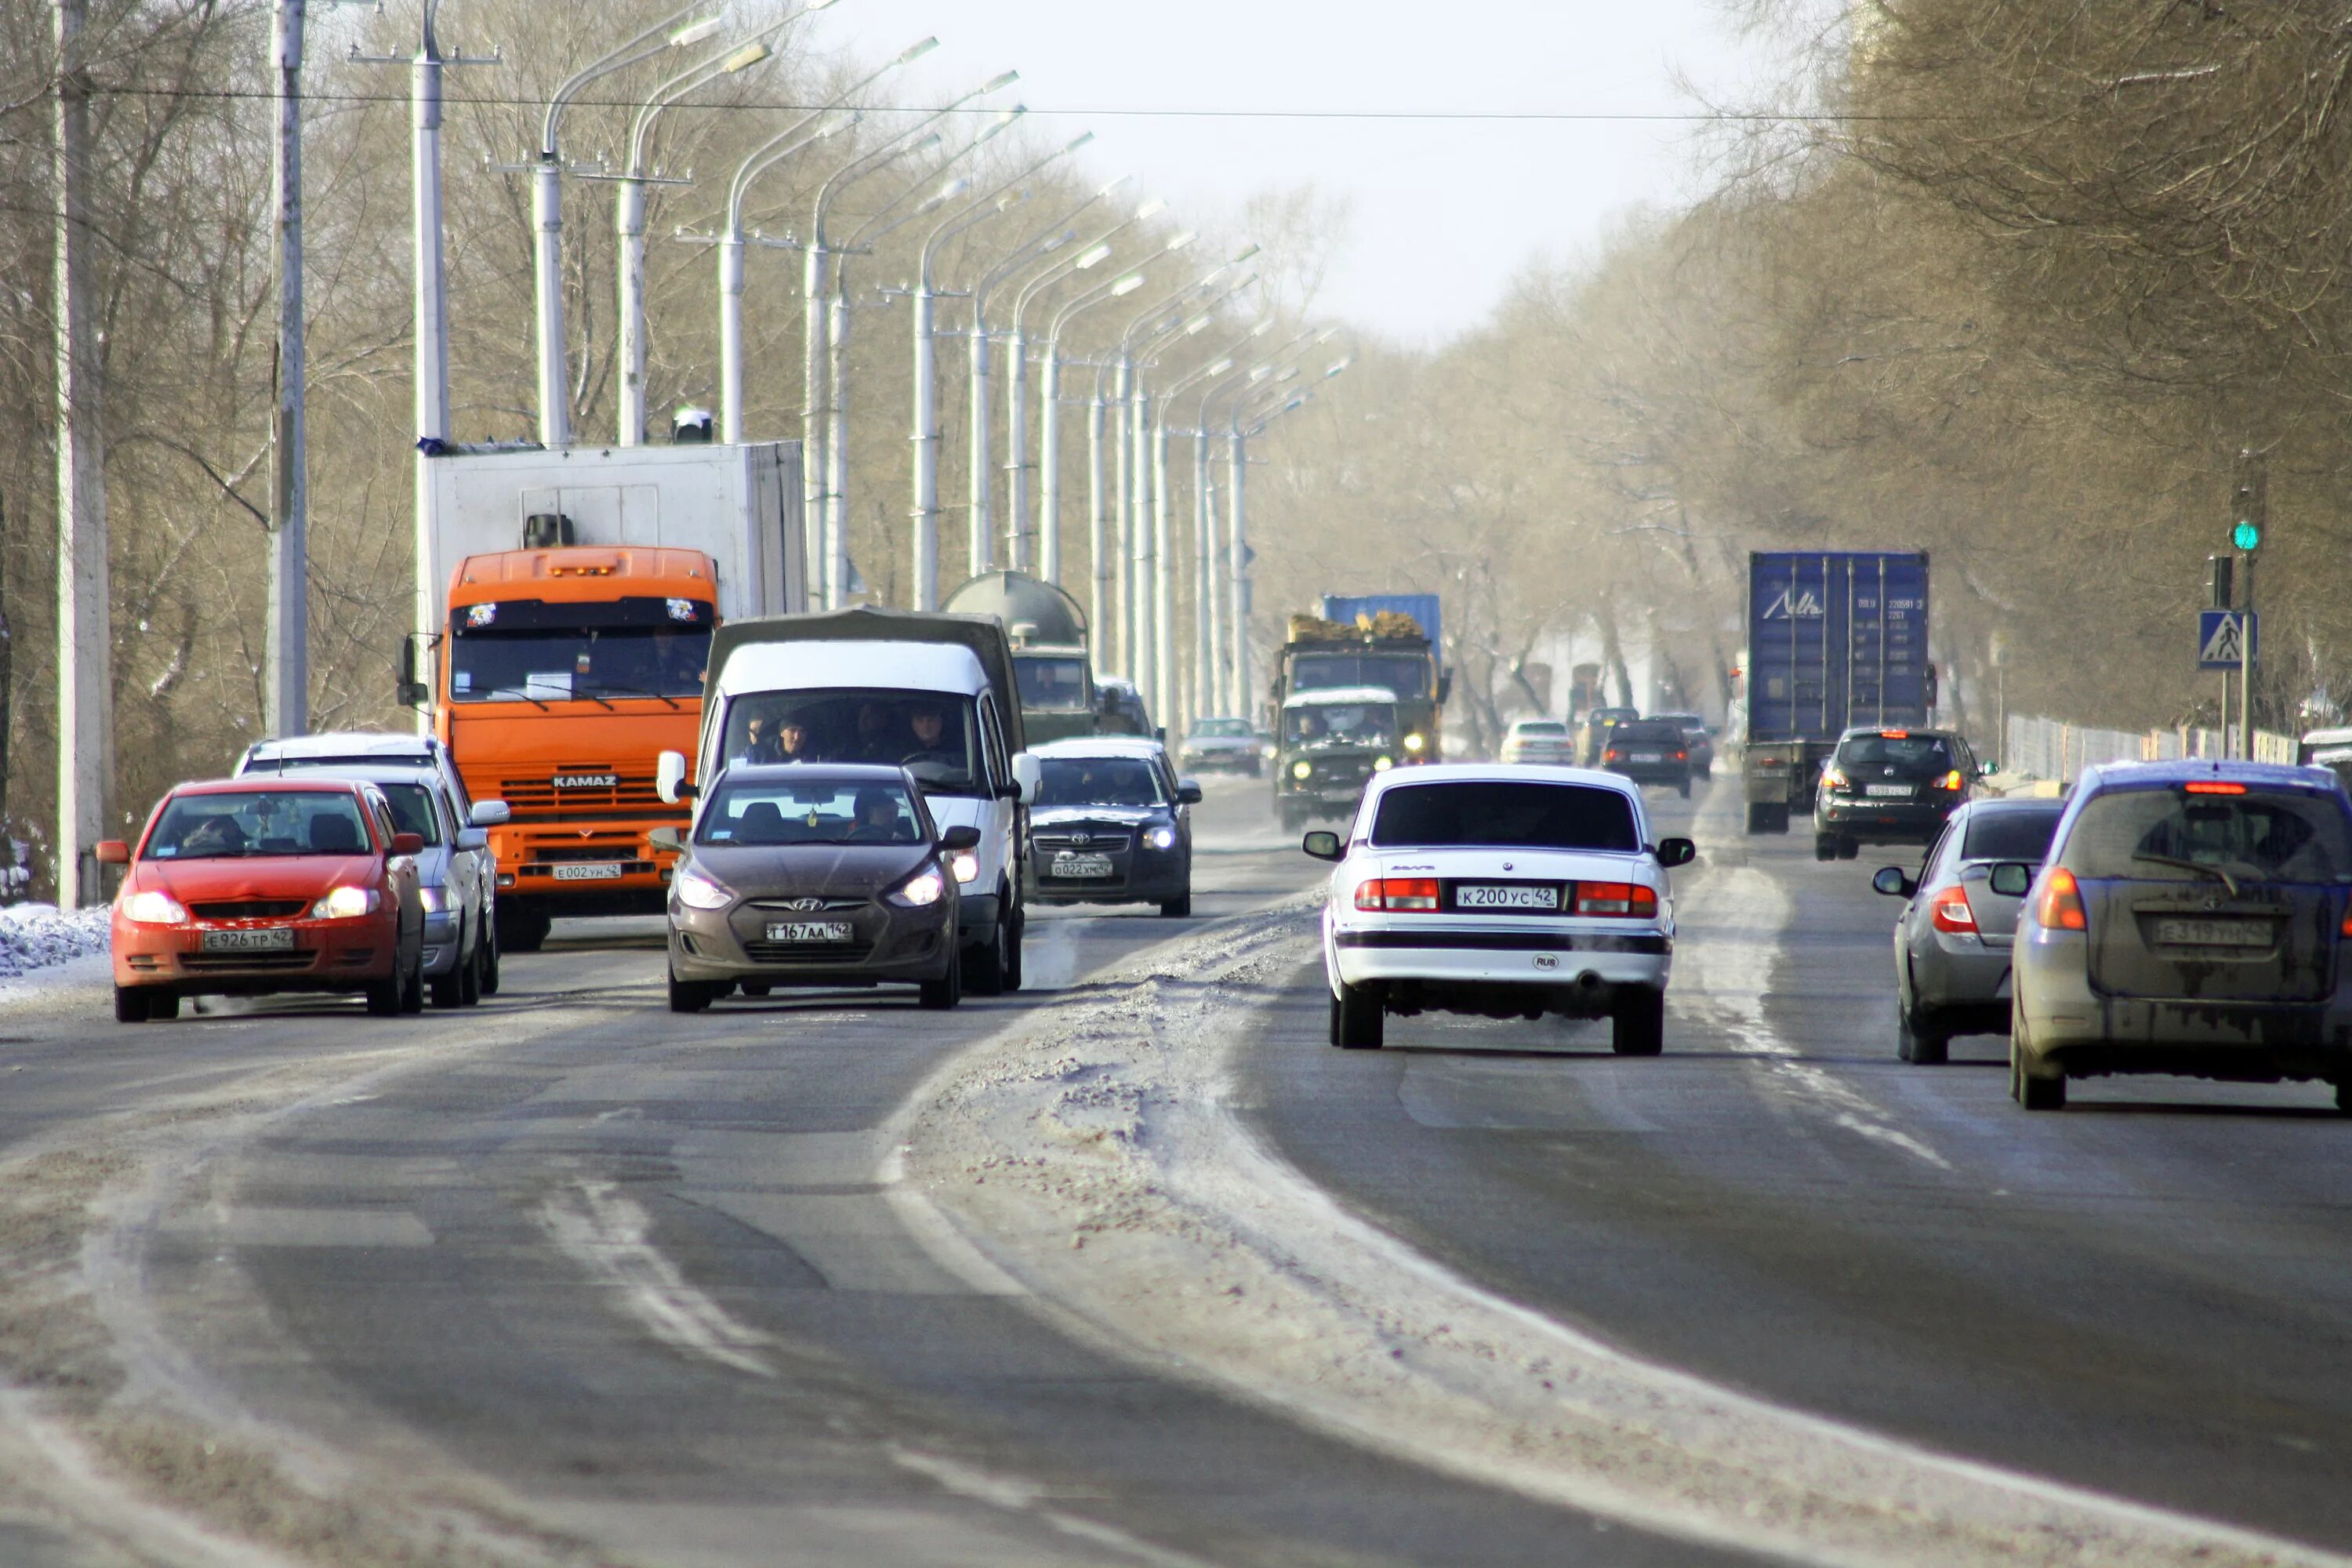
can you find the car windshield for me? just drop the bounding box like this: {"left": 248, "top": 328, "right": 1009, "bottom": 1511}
{"left": 378, "top": 783, "right": 444, "bottom": 847}
{"left": 1285, "top": 703, "right": 1396, "bottom": 746}
{"left": 1191, "top": 720, "right": 1251, "bottom": 739}
{"left": 144, "top": 791, "right": 374, "bottom": 859}
{"left": 2062, "top": 786, "right": 2352, "bottom": 884}
{"left": 1370, "top": 782, "right": 1640, "bottom": 851}
{"left": 1290, "top": 652, "right": 1431, "bottom": 700}
{"left": 697, "top": 779, "right": 927, "bottom": 847}
{"left": 1837, "top": 735, "right": 1953, "bottom": 770}
{"left": 1962, "top": 808, "right": 2062, "bottom": 862}
{"left": 448, "top": 626, "right": 709, "bottom": 702}
{"left": 721, "top": 690, "right": 983, "bottom": 795}
{"left": 1037, "top": 757, "right": 1165, "bottom": 808}
{"left": 1014, "top": 656, "right": 1090, "bottom": 711}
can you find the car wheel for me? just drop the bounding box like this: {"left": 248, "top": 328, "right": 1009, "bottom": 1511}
{"left": 668, "top": 964, "right": 714, "bottom": 1014}
{"left": 918, "top": 956, "right": 962, "bottom": 1011}
{"left": 479, "top": 919, "right": 501, "bottom": 996}
{"left": 1677, "top": 778, "right": 1691, "bottom": 799}
{"left": 964, "top": 910, "right": 1010, "bottom": 996}
{"left": 430, "top": 923, "right": 465, "bottom": 1009}
{"left": 1897, "top": 1007, "right": 1948, "bottom": 1065}
{"left": 2336, "top": 1080, "right": 2352, "bottom": 1116}
{"left": 365, "top": 967, "right": 402, "bottom": 1017}
{"left": 1334, "top": 980, "right": 1384, "bottom": 1049}
{"left": 398, "top": 941, "right": 426, "bottom": 1014}
{"left": 150, "top": 993, "right": 181, "bottom": 1021}
{"left": 459, "top": 926, "right": 484, "bottom": 1006}
{"left": 739, "top": 982, "right": 772, "bottom": 998}
{"left": 1814, "top": 835, "right": 1838, "bottom": 862}
{"left": 113, "top": 985, "right": 151, "bottom": 1024}
{"left": 1160, "top": 892, "right": 1192, "bottom": 917}
{"left": 1611, "top": 988, "right": 1666, "bottom": 1056}
{"left": 2020, "top": 1071, "right": 2066, "bottom": 1112}
{"left": 1838, "top": 838, "right": 1860, "bottom": 861}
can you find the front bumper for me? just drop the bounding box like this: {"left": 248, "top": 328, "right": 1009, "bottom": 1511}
{"left": 422, "top": 910, "right": 460, "bottom": 975}
{"left": 1029, "top": 844, "right": 1189, "bottom": 904}
{"left": 114, "top": 912, "right": 401, "bottom": 995}
{"left": 669, "top": 893, "right": 954, "bottom": 986}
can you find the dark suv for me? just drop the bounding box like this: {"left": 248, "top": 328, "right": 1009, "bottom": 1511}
{"left": 1814, "top": 727, "right": 1986, "bottom": 860}
{"left": 1599, "top": 718, "right": 1694, "bottom": 797}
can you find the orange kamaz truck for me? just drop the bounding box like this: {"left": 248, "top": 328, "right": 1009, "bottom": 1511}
{"left": 405, "top": 441, "right": 803, "bottom": 951}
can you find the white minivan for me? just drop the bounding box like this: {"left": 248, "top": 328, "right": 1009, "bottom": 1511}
{"left": 658, "top": 608, "right": 1041, "bottom": 993}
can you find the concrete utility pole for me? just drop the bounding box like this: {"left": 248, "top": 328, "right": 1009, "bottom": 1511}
{"left": 53, "top": 0, "right": 110, "bottom": 909}
{"left": 266, "top": 0, "right": 310, "bottom": 739}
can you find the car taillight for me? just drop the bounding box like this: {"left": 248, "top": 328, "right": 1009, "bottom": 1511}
{"left": 1929, "top": 884, "right": 1976, "bottom": 934}
{"left": 1573, "top": 881, "right": 1658, "bottom": 918}
{"left": 1602, "top": 748, "right": 1620, "bottom": 763}
{"left": 1821, "top": 765, "right": 1849, "bottom": 790}
{"left": 1940, "top": 769, "right": 1965, "bottom": 791}
{"left": 1355, "top": 877, "right": 1441, "bottom": 912}
{"left": 2036, "top": 867, "right": 2087, "bottom": 932}
{"left": 1674, "top": 750, "right": 1687, "bottom": 760}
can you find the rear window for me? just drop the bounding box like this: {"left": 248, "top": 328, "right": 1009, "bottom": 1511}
{"left": 1369, "top": 782, "right": 1639, "bottom": 851}
{"left": 2061, "top": 786, "right": 2352, "bottom": 884}
{"left": 1960, "top": 808, "right": 2061, "bottom": 862}
{"left": 1610, "top": 721, "right": 1685, "bottom": 742}
{"left": 1837, "top": 735, "right": 1953, "bottom": 770}
{"left": 1515, "top": 722, "right": 1567, "bottom": 736}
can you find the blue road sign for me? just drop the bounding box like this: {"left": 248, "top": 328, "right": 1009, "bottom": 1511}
{"left": 2198, "top": 610, "right": 2258, "bottom": 670}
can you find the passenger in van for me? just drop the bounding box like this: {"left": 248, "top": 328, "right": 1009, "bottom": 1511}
{"left": 746, "top": 713, "right": 812, "bottom": 765}
{"left": 852, "top": 701, "right": 900, "bottom": 763}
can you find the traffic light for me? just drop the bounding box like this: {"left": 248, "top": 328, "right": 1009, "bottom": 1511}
{"left": 2231, "top": 448, "right": 2268, "bottom": 553}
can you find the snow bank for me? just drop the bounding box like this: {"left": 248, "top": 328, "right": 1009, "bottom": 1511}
{"left": 0, "top": 904, "right": 107, "bottom": 980}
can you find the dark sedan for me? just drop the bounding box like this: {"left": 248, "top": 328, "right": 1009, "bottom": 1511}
{"left": 657, "top": 765, "right": 978, "bottom": 1011}
{"left": 1599, "top": 718, "right": 1694, "bottom": 797}
{"left": 1814, "top": 727, "right": 1989, "bottom": 860}
{"left": 1025, "top": 739, "right": 1202, "bottom": 916}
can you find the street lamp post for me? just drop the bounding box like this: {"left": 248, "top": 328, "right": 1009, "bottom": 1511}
{"left": 534, "top": 7, "right": 724, "bottom": 448}
{"left": 1225, "top": 358, "right": 1348, "bottom": 715}
{"left": 1043, "top": 267, "right": 1146, "bottom": 661}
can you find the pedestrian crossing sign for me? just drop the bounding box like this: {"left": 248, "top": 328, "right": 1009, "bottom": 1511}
{"left": 2198, "top": 610, "right": 2256, "bottom": 670}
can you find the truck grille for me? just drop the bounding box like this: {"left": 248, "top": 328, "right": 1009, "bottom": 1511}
{"left": 532, "top": 842, "right": 642, "bottom": 863}
{"left": 498, "top": 770, "right": 667, "bottom": 813}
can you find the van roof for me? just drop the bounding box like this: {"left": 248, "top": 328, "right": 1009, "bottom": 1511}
{"left": 713, "top": 639, "right": 985, "bottom": 702}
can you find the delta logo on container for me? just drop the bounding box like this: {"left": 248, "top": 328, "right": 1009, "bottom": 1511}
{"left": 1760, "top": 585, "right": 1827, "bottom": 620}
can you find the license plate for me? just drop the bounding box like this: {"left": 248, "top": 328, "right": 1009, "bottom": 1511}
{"left": 2155, "top": 918, "right": 2272, "bottom": 948}
{"left": 1865, "top": 784, "right": 1914, "bottom": 798}
{"left": 1052, "top": 853, "right": 1116, "bottom": 878}
{"left": 551, "top": 862, "right": 623, "bottom": 881}
{"left": 1456, "top": 884, "right": 1559, "bottom": 909}
{"left": 765, "top": 921, "right": 852, "bottom": 943}
{"left": 1630, "top": 752, "right": 1663, "bottom": 763}
{"left": 200, "top": 927, "right": 295, "bottom": 953}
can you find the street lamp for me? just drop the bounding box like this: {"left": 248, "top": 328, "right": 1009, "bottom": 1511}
{"left": 717, "top": 35, "right": 936, "bottom": 446}
{"left": 1222, "top": 355, "right": 1350, "bottom": 714}
{"left": 911, "top": 132, "right": 1093, "bottom": 608}
{"left": 534, "top": 7, "right": 725, "bottom": 448}
{"left": 613, "top": 12, "right": 809, "bottom": 445}
{"left": 1044, "top": 266, "right": 1149, "bottom": 662}
{"left": 805, "top": 74, "right": 1019, "bottom": 607}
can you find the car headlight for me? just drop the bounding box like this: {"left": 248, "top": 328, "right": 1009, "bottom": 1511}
{"left": 122, "top": 891, "right": 188, "bottom": 925}
{"left": 1403, "top": 732, "right": 1426, "bottom": 753}
{"left": 890, "top": 867, "right": 948, "bottom": 907}
{"left": 1373, "top": 756, "right": 1394, "bottom": 771}
{"left": 1145, "top": 825, "right": 1178, "bottom": 850}
{"left": 309, "top": 886, "right": 380, "bottom": 920}
{"left": 949, "top": 849, "right": 980, "bottom": 884}
{"left": 417, "top": 885, "right": 448, "bottom": 913}
{"left": 1292, "top": 760, "right": 1313, "bottom": 780}
{"left": 673, "top": 867, "right": 734, "bottom": 911}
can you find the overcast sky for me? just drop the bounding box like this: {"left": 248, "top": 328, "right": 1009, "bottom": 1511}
{"left": 794, "top": 0, "right": 1774, "bottom": 347}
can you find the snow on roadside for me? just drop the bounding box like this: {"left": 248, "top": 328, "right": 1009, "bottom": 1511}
{"left": 0, "top": 904, "right": 107, "bottom": 978}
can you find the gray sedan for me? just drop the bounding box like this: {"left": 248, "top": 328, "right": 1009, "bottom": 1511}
{"left": 1873, "top": 797, "right": 2065, "bottom": 1063}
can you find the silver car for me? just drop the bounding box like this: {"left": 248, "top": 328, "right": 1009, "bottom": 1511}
{"left": 2010, "top": 760, "right": 2352, "bottom": 1112}
{"left": 1873, "top": 798, "right": 2065, "bottom": 1063}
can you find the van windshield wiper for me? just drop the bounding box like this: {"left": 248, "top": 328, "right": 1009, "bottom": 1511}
{"left": 2132, "top": 851, "right": 2240, "bottom": 898}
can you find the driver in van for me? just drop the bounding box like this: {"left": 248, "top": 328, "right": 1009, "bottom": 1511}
{"left": 906, "top": 702, "right": 953, "bottom": 762}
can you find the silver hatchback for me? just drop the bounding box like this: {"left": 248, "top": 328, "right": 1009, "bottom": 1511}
{"left": 2010, "top": 760, "right": 2352, "bottom": 1112}
{"left": 1874, "top": 797, "right": 2066, "bottom": 1062}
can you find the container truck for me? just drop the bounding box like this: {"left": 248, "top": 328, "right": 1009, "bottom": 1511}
{"left": 941, "top": 570, "right": 1097, "bottom": 743}
{"left": 1740, "top": 550, "right": 1932, "bottom": 835}
{"left": 405, "top": 441, "right": 804, "bottom": 949}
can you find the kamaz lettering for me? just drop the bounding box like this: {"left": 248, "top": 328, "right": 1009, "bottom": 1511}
{"left": 552, "top": 773, "right": 620, "bottom": 789}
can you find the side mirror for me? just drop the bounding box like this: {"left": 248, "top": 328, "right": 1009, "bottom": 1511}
{"left": 1155, "top": 726, "right": 1167, "bottom": 744}
{"left": 647, "top": 825, "right": 686, "bottom": 855}
{"left": 1871, "top": 866, "right": 1915, "bottom": 898}
{"left": 453, "top": 827, "right": 488, "bottom": 852}
{"left": 1978, "top": 760, "right": 1999, "bottom": 778}
{"left": 1988, "top": 862, "right": 2035, "bottom": 898}
{"left": 396, "top": 631, "right": 432, "bottom": 708}
{"left": 655, "top": 750, "right": 695, "bottom": 804}
{"left": 95, "top": 840, "right": 129, "bottom": 866}
{"left": 1301, "top": 829, "right": 1344, "bottom": 862}
{"left": 470, "top": 800, "right": 511, "bottom": 827}
{"left": 1438, "top": 670, "right": 1454, "bottom": 704}
{"left": 940, "top": 825, "right": 984, "bottom": 852}
{"left": 1011, "top": 751, "right": 1042, "bottom": 804}
{"left": 1656, "top": 837, "right": 1696, "bottom": 868}
{"left": 1176, "top": 779, "right": 1203, "bottom": 805}
{"left": 390, "top": 832, "right": 426, "bottom": 857}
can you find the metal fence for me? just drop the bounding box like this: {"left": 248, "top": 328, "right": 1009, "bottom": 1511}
{"left": 2002, "top": 713, "right": 2293, "bottom": 783}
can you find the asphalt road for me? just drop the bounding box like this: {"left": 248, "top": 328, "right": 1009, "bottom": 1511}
{"left": 1247, "top": 775, "right": 2352, "bottom": 1555}
{"left": 0, "top": 776, "right": 1751, "bottom": 1568}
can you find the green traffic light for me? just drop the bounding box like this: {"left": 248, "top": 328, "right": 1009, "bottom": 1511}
{"left": 2234, "top": 521, "right": 2261, "bottom": 550}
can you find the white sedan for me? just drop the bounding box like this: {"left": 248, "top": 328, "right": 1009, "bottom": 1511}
{"left": 1304, "top": 764, "right": 1694, "bottom": 1052}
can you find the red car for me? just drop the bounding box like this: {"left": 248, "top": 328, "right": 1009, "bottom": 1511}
{"left": 102, "top": 777, "right": 427, "bottom": 1022}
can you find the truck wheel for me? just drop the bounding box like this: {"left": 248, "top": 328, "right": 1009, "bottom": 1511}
{"left": 113, "top": 986, "right": 151, "bottom": 1024}
{"left": 1769, "top": 804, "right": 1791, "bottom": 834}
{"left": 497, "top": 905, "right": 549, "bottom": 954}
{"left": 1334, "top": 981, "right": 1385, "bottom": 1049}
{"left": 1611, "top": 989, "right": 1666, "bottom": 1055}
{"left": 1004, "top": 903, "right": 1025, "bottom": 992}
{"left": 1746, "top": 804, "right": 1773, "bottom": 835}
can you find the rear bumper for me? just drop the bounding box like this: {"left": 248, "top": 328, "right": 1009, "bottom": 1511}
{"left": 2018, "top": 943, "right": 2352, "bottom": 1079}
{"left": 1330, "top": 924, "right": 1671, "bottom": 989}
{"left": 1817, "top": 797, "right": 1955, "bottom": 840}
{"left": 1605, "top": 761, "right": 1691, "bottom": 786}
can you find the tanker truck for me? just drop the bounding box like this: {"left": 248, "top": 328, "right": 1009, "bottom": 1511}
{"left": 941, "top": 570, "right": 1098, "bottom": 743}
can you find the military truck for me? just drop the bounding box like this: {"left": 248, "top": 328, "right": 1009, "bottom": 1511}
{"left": 941, "top": 570, "right": 1098, "bottom": 744}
